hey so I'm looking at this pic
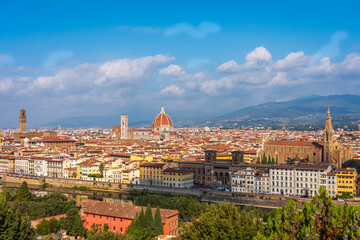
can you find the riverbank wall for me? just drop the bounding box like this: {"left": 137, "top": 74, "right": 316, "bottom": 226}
{"left": 1, "top": 174, "right": 126, "bottom": 192}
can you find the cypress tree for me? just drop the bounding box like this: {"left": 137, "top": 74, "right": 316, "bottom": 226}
{"left": 60, "top": 208, "right": 87, "bottom": 237}
{"left": 15, "top": 181, "right": 31, "bottom": 202}
{"left": 139, "top": 208, "right": 146, "bottom": 226}
{"left": 144, "top": 204, "right": 155, "bottom": 227}
{"left": 154, "top": 207, "right": 164, "bottom": 235}
{"left": 262, "top": 153, "right": 266, "bottom": 164}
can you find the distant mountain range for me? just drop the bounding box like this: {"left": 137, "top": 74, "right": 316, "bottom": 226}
{"left": 44, "top": 94, "right": 360, "bottom": 128}
{"left": 206, "top": 94, "right": 360, "bottom": 127}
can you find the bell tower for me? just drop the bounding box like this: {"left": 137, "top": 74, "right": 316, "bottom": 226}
{"left": 121, "top": 114, "right": 128, "bottom": 139}
{"left": 19, "top": 108, "right": 27, "bottom": 133}
{"left": 323, "top": 107, "right": 334, "bottom": 164}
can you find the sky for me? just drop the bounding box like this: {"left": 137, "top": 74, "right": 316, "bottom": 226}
{"left": 1, "top": 0, "right": 360, "bottom": 128}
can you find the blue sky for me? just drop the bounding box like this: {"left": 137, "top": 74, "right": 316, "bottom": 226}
{"left": 1, "top": 0, "right": 360, "bottom": 127}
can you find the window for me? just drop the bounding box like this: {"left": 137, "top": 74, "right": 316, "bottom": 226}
{"left": 113, "top": 226, "right": 115, "bottom": 231}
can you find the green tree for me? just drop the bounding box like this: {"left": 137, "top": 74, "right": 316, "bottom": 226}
{"left": 0, "top": 201, "right": 35, "bottom": 240}
{"left": 154, "top": 207, "right": 164, "bottom": 235}
{"left": 127, "top": 206, "right": 158, "bottom": 240}
{"left": 87, "top": 230, "right": 124, "bottom": 240}
{"left": 257, "top": 186, "right": 360, "bottom": 239}
{"left": 15, "top": 181, "right": 32, "bottom": 202}
{"left": 180, "top": 202, "right": 264, "bottom": 240}
{"left": 261, "top": 153, "right": 267, "bottom": 164}
{"left": 103, "top": 223, "right": 109, "bottom": 232}
{"left": 144, "top": 204, "right": 155, "bottom": 227}
{"left": 60, "top": 208, "right": 87, "bottom": 237}
{"left": 35, "top": 218, "right": 60, "bottom": 236}
{"left": 99, "top": 163, "right": 104, "bottom": 176}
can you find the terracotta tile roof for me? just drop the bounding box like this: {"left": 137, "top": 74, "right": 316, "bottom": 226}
{"left": 294, "top": 164, "right": 330, "bottom": 170}
{"left": 266, "top": 140, "right": 321, "bottom": 147}
{"left": 32, "top": 214, "right": 66, "bottom": 223}
{"left": 82, "top": 202, "right": 178, "bottom": 223}
{"left": 140, "top": 162, "right": 166, "bottom": 168}
{"left": 163, "top": 168, "right": 193, "bottom": 173}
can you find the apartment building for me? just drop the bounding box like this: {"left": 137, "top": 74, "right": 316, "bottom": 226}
{"left": 139, "top": 162, "right": 166, "bottom": 186}
{"left": 34, "top": 158, "right": 49, "bottom": 177}
{"left": 163, "top": 168, "right": 194, "bottom": 188}
{"left": 231, "top": 164, "right": 336, "bottom": 198}
{"left": 15, "top": 157, "right": 29, "bottom": 175}
{"left": 231, "top": 167, "right": 255, "bottom": 193}
{"left": 337, "top": 168, "right": 357, "bottom": 196}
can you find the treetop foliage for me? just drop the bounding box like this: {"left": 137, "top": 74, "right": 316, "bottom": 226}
{"left": 257, "top": 186, "right": 360, "bottom": 239}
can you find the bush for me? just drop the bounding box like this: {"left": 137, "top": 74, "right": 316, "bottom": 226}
{"left": 72, "top": 186, "right": 91, "bottom": 191}
{"left": 88, "top": 174, "right": 103, "bottom": 178}
{"left": 41, "top": 183, "right": 53, "bottom": 190}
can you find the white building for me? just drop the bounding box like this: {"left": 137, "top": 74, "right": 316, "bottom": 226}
{"left": 269, "top": 166, "right": 295, "bottom": 196}
{"left": 15, "top": 157, "right": 29, "bottom": 175}
{"left": 326, "top": 172, "right": 337, "bottom": 198}
{"left": 47, "top": 159, "right": 64, "bottom": 178}
{"left": 270, "top": 164, "right": 335, "bottom": 198}
{"left": 293, "top": 164, "right": 334, "bottom": 198}
{"left": 34, "top": 158, "right": 48, "bottom": 177}
{"left": 231, "top": 167, "right": 255, "bottom": 193}
{"left": 231, "top": 164, "right": 335, "bottom": 198}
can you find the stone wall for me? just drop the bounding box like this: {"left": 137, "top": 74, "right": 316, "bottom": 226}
{"left": 1, "top": 174, "right": 127, "bottom": 192}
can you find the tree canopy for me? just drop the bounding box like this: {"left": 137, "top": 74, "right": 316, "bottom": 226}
{"left": 15, "top": 181, "right": 32, "bottom": 202}
{"left": 180, "top": 202, "right": 264, "bottom": 240}
{"left": 60, "top": 208, "right": 87, "bottom": 238}
{"left": 35, "top": 218, "right": 60, "bottom": 236}
{"left": 257, "top": 186, "right": 360, "bottom": 239}
{"left": 0, "top": 201, "right": 35, "bottom": 240}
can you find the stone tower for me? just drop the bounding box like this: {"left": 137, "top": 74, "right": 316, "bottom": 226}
{"left": 231, "top": 151, "right": 244, "bottom": 165}
{"left": 121, "top": 114, "right": 128, "bottom": 139}
{"left": 205, "top": 150, "right": 217, "bottom": 163}
{"left": 19, "top": 108, "right": 27, "bottom": 133}
{"left": 323, "top": 107, "right": 334, "bottom": 164}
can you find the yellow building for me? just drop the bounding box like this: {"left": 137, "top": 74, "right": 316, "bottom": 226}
{"left": 244, "top": 150, "right": 257, "bottom": 163}
{"left": 76, "top": 164, "right": 82, "bottom": 179}
{"left": 139, "top": 162, "right": 166, "bottom": 186}
{"left": 337, "top": 168, "right": 357, "bottom": 196}
{"left": 163, "top": 168, "right": 194, "bottom": 188}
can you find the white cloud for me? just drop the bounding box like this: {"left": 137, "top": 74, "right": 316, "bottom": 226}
{"left": 245, "top": 46, "right": 272, "bottom": 67}
{"left": 165, "top": 22, "right": 220, "bottom": 38}
{"left": 160, "top": 64, "right": 185, "bottom": 77}
{"left": 274, "top": 51, "right": 312, "bottom": 70}
{"left": 0, "top": 78, "right": 14, "bottom": 92}
{"left": 21, "top": 63, "right": 97, "bottom": 94}
{"left": 96, "top": 54, "right": 173, "bottom": 86}
{"left": 217, "top": 60, "right": 240, "bottom": 73}
{"left": 19, "top": 55, "right": 174, "bottom": 95}
{"left": 161, "top": 85, "right": 184, "bottom": 96}
{"left": 268, "top": 72, "right": 288, "bottom": 86}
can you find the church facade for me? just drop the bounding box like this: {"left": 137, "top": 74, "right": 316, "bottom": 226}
{"left": 259, "top": 108, "right": 353, "bottom": 169}
{"left": 111, "top": 106, "right": 175, "bottom": 141}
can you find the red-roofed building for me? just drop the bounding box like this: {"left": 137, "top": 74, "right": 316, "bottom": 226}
{"left": 81, "top": 202, "right": 179, "bottom": 236}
